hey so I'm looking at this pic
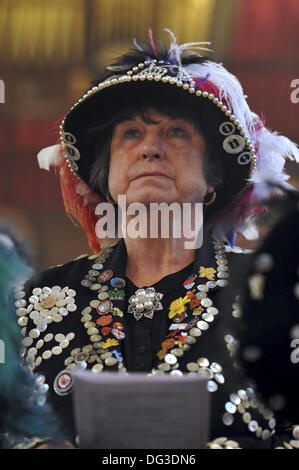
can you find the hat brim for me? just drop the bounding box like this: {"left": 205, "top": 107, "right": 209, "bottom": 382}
{"left": 62, "top": 80, "right": 255, "bottom": 216}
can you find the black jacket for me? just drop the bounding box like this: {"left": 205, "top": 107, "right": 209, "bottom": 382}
{"left": 15, "top": 233, "right": 294, "bottom": 448}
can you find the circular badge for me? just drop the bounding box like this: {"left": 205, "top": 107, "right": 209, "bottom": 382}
{"left": 189, "top": 327, "right": 202, "bottom": 337}
{"left": 96, "top": 314, "right": 112, "bottom": 326}
{"left": 201, "top": 298, "right": 213, "bottom": 308}
{"left": 110, "top": 277, "right": 126, "bottom": 288}
{"left": 101, "top": 326, "right": 111, "bottom": 336}
{"left": 108, "top": 289, "right": 125, "bottom": 300}
{"left": 197, "top": 357, "right": 210, "bottom": 367}
{"left": 206, "top": 281, "right": 217, "bottom": 289}
{"left": 184, "top": 281, "right": 195, "bottom": 289}
{"left": 53, "top": 369, "right": 73, "bottom": 396}
{"left": 158, "top": 362, "right": 171, "bottom": 372}
{"left": 170, "top": 370, "right": 183, "bottom": 376}
{"left": 98, "top": 292, "right": 109, "bottom": 300}
{"left": 61, "top": 131, "right": 77, "bottom": 144}
{"left": 112, "top": 307, "right": 124, "bottom": 317}
{"left": 207, "top": 380, "right": 218, "bottom": 392}
{"left": 63, "top": 142, "right": 80, "bottom": 160}
{"left": 74, "top": 352, "right": 89, "bottom": 363}
{"left": 96, "top": 300, "right": 113, "bottom": 315}
{"left": 219, "top": 121, "right": 235, "bottom": 136}
{"left": 237, "top": 152, "right": 252, "bottom": 165}
{"left": 111, "top": 328, "right": 125, "bottom": 340}
{"left": 105, "top": 357, "right": 118, "bottom": 367}
{"left": 171, "top": 348, "right": 184, "bottom": 357}
{"left": 90, "top": 334, "right": 102, "bottom": 342}
{"left": 223, "top": 134, "right": 245, "bottom": 154}
{"left": 173, "top": 312, "right": 187, "bottom": 323}
{"left": 92, "top": 363, "right": 104, "bottom": 373}
{"left": 183, "top": 276, "right": 196, "bottom": 289}
{"left": 98, "top": 270, "right": 114, "bottom": 283}
{"left": 186, "top": 362, "right": 199, "bottom": 372}
{"left": 40, "top": 295, "right": 56, "bottom": 309}
{"left": 211, "top": 362, "right": 222, "bottom": 373}
{"left": 202, "top": 313, "right": 214, "bottom": 323}
{"left": 68, "top": 156, "right": 78, "bottom": 171}
{"left": 92, "top": 263, "right": 103, "bottom": 270}
{"left": 162, "top": 338, "right": 176, "bottom": 350}
{"left": 52, "top": 346, "right": 62, "bottom": 355}
{"left": 197, "top": 320, "right": 209, "bottom": 331}
{"left": 207, "top": 307, "right": 219, "bottom": 315}
{"left": 197, "top": 284, "right": 209, "bottom": 292}
{"left": 165, "top": 353, "right": 177, "bottom": 365}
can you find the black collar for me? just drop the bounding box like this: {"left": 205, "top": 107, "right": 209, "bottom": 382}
{"left": 104, "top": 229, "right": 220, "bottom": 291}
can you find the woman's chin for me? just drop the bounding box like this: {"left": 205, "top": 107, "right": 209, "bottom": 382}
{"left": 125, "top": 189, "right": 177, "bottom": 206}
{"left": 128, "top": 196, "right": 178, "bottom": 206}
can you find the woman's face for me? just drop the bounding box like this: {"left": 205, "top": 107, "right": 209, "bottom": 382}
{"left": 108, "top": 110, "right": 213, "bottom": 207}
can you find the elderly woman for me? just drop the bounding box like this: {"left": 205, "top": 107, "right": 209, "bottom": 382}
{"left": 16, "top": 31, "right": 298, "bottom": 448}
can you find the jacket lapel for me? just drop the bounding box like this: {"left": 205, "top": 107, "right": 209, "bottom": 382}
{"left": 91, "top": 234, "right": 228, "bottom": 372}
{"left": 152, "top": 231, "right": 228, "bottom": 369}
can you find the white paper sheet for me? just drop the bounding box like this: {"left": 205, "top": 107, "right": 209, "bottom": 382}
{"left": 72, "top": 371, "right": 210, "bottom": 449}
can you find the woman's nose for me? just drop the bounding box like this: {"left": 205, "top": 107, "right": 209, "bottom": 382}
{"left": 140, "top": 133, "right": 164, "bottom": 160}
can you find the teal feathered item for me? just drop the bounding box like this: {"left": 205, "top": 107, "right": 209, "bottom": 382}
{"left": 0, "top": 226, "right": 64, "bottom": 448}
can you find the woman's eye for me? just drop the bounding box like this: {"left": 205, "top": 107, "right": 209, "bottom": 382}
{"left": 123, "top": 128, "right": 140, "bottom": 138}
{"left": 168, "top": 127, "right": 188, "bottom": 138}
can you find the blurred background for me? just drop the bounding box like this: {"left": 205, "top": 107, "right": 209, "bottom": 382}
{"left": 0, "top": 0, "right": 298, "bottom": 270}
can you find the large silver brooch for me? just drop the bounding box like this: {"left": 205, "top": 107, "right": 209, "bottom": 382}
{"left": 128, "top": 287, "right": 163, "bottom": 321}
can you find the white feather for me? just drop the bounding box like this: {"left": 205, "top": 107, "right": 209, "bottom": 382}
{"left": 37, "top": 145, "right": 60, "bottom": 171}
{"left": 241, "top": 217, "right": 260, "bottom": 240}
{"left": 180, "top": 59, "right": 299, "bottom": 242}
{"left": 250, "top": 127, "right": 299, "bottom": 201}
{"left": 184, "top": 62, "right": 256, "bottom": 144}
{"left": 165, "top": 29, "right": 213, "bottom": 67}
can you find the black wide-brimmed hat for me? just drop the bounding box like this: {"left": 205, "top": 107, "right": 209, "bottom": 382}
{"left": 61, "top": 47, "right": 256, "bottom": 216}
{"left": 38, "top": 30, "right": 299, "bottom": 247}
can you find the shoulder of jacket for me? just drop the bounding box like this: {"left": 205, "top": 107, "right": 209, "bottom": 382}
{"left": 45, "top": 249, "right": 110, "bottom": 272}
{"left": 224, "top": 245, "right": 254, "bottom": 255}
{"left": 20, "top": 250, "right": 105, "bottom": 293}
{"left": 14, "top": 247, "right": 116, "bottom": 357}
{"left": 23, "top": 246, "right": 116, "bottom": 290}
{"left": 47, "top": 252, "right": 100, "bottom": 269}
